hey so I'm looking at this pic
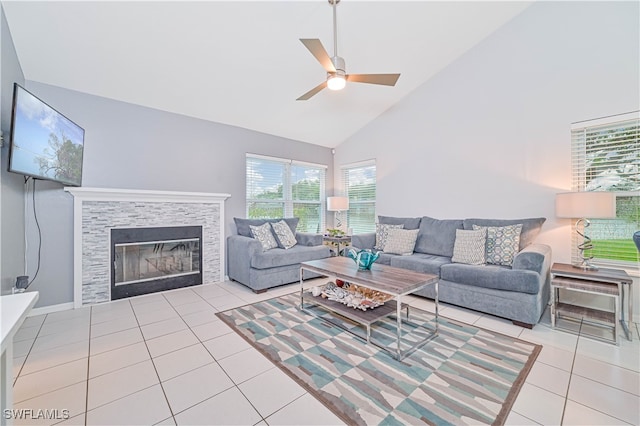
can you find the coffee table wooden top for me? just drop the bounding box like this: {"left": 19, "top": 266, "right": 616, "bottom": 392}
{"left": 301, "top": 256, "right": 438, "bottom": 296}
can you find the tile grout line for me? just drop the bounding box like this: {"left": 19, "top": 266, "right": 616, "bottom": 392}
{"left": 82, "top": 305, "right": 96, "bottom": 426}
{"left": 12, "top": 313, "right": 48, "bottom": 387}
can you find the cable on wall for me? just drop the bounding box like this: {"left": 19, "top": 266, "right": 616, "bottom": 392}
{"left": 25, "top": 179, "right": 42, "bottom": 289}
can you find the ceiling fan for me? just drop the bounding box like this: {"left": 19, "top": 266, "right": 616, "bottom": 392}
{"left": 297, "top": 0, "right": 401, "bottom": 101}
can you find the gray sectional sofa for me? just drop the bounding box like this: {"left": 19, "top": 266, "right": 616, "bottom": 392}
{"left": 352, "top": 216, "right": 552, "bottom": 327}
{"left": 227, "top": 218, "right": 330, "bottom": 293}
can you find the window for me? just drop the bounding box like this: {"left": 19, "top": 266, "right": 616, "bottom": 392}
{"left": 341, "top": 160, "right": 376, "bottom": 233}
{"left": 571, "top": 111, "right": 639, "bottom": 267}
{"left": 246, "top": 154, "right": 326, "bottom": 233}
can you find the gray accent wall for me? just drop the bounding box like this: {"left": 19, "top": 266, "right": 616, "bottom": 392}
{"left": 334, "top": 1, "right": 639, "bottom": 319}
{"left": 20, "top": 82, "right": 333, "bottom": 308}
{"left": 0, "top": 5, "right": 25, "bottom": 296}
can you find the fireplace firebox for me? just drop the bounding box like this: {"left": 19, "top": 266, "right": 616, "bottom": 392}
{"left": 110, "top": 226, "right": 203, "bottom": 300}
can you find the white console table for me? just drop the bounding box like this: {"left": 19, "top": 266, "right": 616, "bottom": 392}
{"left": 1, "top": 292, "right": 39, "bottom": 426}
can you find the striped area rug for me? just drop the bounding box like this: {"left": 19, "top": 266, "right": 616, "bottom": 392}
{"left": 217, "top": 293, "right": 541, "bottom": 426}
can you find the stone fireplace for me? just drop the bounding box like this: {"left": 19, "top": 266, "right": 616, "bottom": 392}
{"left": 65, "top": 187, "right": 230, "bottom": 307}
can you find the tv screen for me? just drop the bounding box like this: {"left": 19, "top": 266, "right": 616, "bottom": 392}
{"left": 8, "top": 83, "right": 85, "bottom": 186}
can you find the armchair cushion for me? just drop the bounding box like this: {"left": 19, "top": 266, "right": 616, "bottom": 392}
{"left": 249, "top": 223, "right": 278, "bottom": 250}
{"left": 270, "top": 220, "right": 297, "bottom": 249}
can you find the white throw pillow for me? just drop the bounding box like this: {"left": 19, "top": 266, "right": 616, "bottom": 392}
{"left": 374, "top": 223, "right": 404, "bottom": 250}
{"left": 473, "top": 224, "right": 522, "bottom": 266}
{"left": 249, "top": 222, "right": 278, "bottom": 251}
{"left": 452, "top": 228, "right": 487, "bottom": 265}
{"left": 270, "top": 220, "right": 297, "bottom": 249}
{"left": 383, "top": 229, "right": 419, "bottom": 256}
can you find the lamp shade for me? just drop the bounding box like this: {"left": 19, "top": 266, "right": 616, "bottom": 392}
{"left": 555, "top": 192, "right": 616, "bottom": 219}
{"left": 327, "top": 196, "right": 349, "bottom": 211}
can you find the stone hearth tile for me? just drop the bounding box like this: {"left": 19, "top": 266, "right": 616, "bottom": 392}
{"left": 87, "top": 360, "right": 159, "bottom": 410}
{"left": 174, "top": 387, "right": 261, "bottom": 426}
{"left": 141, "top": 317, "right": 188, "bottom": 341}
{"left": 161, "top": 362, "right": 234, "bottom": 414}
{"left": 14, "top": 382, "right": 87, "bottom": 425}
{"left": 264, "top": 393, "right": 345, "bottom": 426}
{"left": 13, "top": 358, "right": 88, "bottom": 404}
{"left": 86, "top": 384, "right": 171, "bottom": 426}
{"left": 146, "top": 329, "right": 200, "bottom": 358}
{"left": 90, "top": 327, "right": 144, "bottom": 356}
{"left": 89, "top": 341, "right": 150, "bottom": 378}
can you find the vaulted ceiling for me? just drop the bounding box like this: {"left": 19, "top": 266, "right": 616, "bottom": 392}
{"left": 1, "top": 1, "right": 531, "bottom": 148}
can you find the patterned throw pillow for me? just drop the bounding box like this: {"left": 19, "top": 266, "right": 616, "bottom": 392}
{"left": 249, "top": 222, "right": 278, "bottom": 251}
{"left": 473, "top": 224, "right": 523, "bottom": 266}
{"left": 452, "top": 229, "right": 487, "bottom": 265}
{"left": 374, "top": 223, "right": 404, "bottom": 250}
{"left": 270, "top": 220, "right": 297, "bottom": 249}
{"left": 383, "top": 229, "right": 420, "bottom": 256}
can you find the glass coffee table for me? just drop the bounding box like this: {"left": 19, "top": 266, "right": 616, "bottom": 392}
{"left": 299, "top": 257, "right": 439, "bottom": 360}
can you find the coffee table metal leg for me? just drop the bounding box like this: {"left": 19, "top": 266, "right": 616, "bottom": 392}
{"left": 397, "top": 295, "right": 402, "bottom": 360}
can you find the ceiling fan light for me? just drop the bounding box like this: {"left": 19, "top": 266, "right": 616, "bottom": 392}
{"left": 327, "top": 74, "right": 346, "bottom": 91}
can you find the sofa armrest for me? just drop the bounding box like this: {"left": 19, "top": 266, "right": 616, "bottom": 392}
{"left": 227, "top": 235, "right": 263, "bottom": 284}
{"left": 351, "top": 232, "right": 376, "bottom": 250}
{"left": 296, "top": 232, "right": 323, "bottom": 246}
{"left": 512, "top": 243, "right": 552, "bottom": 275}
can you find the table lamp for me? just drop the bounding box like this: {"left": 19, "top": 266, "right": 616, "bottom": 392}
{"left": 327, "top": 196, "right": 349, "bottom": 230}
{"left": 555, "top": 191, "right": 616, "bottom": 270}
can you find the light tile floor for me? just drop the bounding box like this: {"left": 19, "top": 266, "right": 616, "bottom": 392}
{"left": 10, "top": 279, "right": 640, "bottom": 425}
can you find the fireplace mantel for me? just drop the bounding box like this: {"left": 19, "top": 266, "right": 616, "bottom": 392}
{"left": 65, "top": 187, "right": 230, "bottom": 308}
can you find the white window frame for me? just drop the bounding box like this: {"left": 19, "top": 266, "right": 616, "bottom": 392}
{"left": 246, "top": 153, "right": 327, "bottom": 233}
{"left": 340, "top": 159, "right": 376, "bottom": 234}
{"left": 570, "top": 111, "right": 639, "bottom": 272}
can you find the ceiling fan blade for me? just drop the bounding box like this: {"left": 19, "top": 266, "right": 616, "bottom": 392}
{"left": 296, "top": 81, "right": 328, "bottom": 101}
{"left": 300, "top": 39, "right": 336, "bottom": 73}
{"left": 346, "top": 73, "right": 401, "bottom": 86}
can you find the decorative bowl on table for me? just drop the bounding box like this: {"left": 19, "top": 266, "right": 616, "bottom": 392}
{"left": 347, "top": 248, "right": 380, "bottom": 271}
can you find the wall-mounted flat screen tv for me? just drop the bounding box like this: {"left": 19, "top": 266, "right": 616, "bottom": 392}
{"left": 8, "top": 83, "right": 85, "bottom": 186}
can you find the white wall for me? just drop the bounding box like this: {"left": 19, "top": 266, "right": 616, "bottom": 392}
{"left": 335, "top": 2, "right": 639, "bottom": 319}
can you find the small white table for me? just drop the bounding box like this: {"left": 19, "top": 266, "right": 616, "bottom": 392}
{"left": 1, "top": 292, "right": 39, "bottom": 426}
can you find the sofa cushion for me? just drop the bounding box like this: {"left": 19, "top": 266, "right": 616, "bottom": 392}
{"left": 374, "top": 252, "right": 394, "bottom": 265}
{"left": 374, "top": 223, "right": 404, "bottom": 250}
{"left": 440, "top": 263, "right": 541, "bottom": 294}
{"left": 473, "top": 223, "right": 522, "bottom": 266}
{"left": 235, "top": 217, "right": 299, "bottom": 238}
{"left": 414, "top": 216, "right": 464, "bottom": 257}
{"left": 249, "top": 223, "right": 278, "bottom": 251}
{"left": 463, "top": 218, "right": 545, "bottom": 251}
{"left": 389, "top": 253, "right": 451, "bottom": 277}
{"left": 384, "top": 229, "right": 419, "bottom": 255}
{"left": 251, "top": 244, "right": 329, "bottom": 269}
{"left": 270, "top": 220, "right": 297, "bottom": 249}
{"left": 452, "top": 229, "right": 487, "bottom": 265}
{"left": 378, "top": 215, "right": 422, "bottom": 230}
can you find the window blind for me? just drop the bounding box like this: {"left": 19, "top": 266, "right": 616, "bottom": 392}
{"left": 341, "top": 161, "right": 376, "bottom": 233}
{"left": 246, "top": 154, "right": 326, "bottom": 233}
{"left": 570, "top": 112, "right": 640, "bottom": 266}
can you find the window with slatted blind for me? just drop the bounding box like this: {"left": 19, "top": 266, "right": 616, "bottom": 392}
{"left": 246, "top": 154, "right": 326, "bottom": 233}
{"left": 341, "top": 160, "right": 376, "bottom": 233}
{"left": 570, "top": 111, "right": 639, "bottom": 267}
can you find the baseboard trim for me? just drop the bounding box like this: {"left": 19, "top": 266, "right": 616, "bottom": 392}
{"left": 28, "top": 302, "right": 74, "bottom": 317}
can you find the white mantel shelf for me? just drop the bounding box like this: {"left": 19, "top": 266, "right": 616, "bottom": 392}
{"left": 65, "top": 187, "right": 230, "bottom": 203}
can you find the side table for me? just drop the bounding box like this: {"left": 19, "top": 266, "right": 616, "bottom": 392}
{"left": 323, "top": 235, "right": 351, "bottom": 257}
{"left": 550, "top": 262, "right": 633, "bottom": 345}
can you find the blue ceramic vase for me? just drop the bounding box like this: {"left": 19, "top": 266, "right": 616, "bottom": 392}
{"left": 347, "top": 248, "right": 380, "bottom": 271}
